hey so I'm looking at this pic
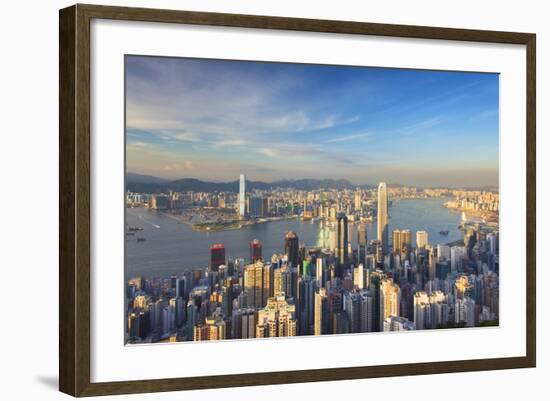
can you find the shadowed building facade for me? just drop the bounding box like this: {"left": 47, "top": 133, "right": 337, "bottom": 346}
{"left": 377, "top": 182, "right": 389, "bottom": 255}
{"left": 284, "top": 231, "right": 299, "bottom": 267}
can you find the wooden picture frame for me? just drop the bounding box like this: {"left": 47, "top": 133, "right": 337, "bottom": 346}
{"left": 59, "top": 3, "right": 536, "bottom": 397}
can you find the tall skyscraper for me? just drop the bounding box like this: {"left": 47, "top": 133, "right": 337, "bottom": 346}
{"left": 329, "top": 223, "right": 337, "bottom": 252}
{"left": 273, "top": 265, "right": 291, "bottom": 298}
{"left": 401, "top": 229, "right": 412, "bottom": 260}
{"left": 244, "top": 260, "right": 265, "bottom": 309}
{"left": 359, "top": 290, "right": 375, "bottom": 333}
{"left": 416, "top": 230, "right": 428, "bottom": 249}
{"left": 357, "top": 223, "right": 367, "bottom": 264}
{"left": 392, "top": 229, "right": 402, "bottom": 254}
{"left": 303, "top": 277, "right": 316, "bottom": 335}
{"left": 248, "top": 196, "right": 263, "bottom": 218}
{"left": 250, "top": 239, "right": 262, "bottom": 263}
{"left": 209, "top": 243, "right": 226, "bottom": 271}
{"left": 353, "top": 264, "right": 364, "bottom": 289}
{"left": 487, "top": 232, "right": 498, "bottom": 255}
{"left": 327, "top": 290, "right": 342, "bottom": 334}
{"left": 314, "top": 288, "right": 328, "bottom": 336}
{"left": 284, "top": 231, "right": 299, "bottom": 267}
{"left": 316, "top": 257, "right": 324, "bottom": 284}
{"left": 239, "top": 173, "right": 246, "bottom": 217}
{"left": 231, "top": 308, "right": 255, "bottom": 339}
{"left": 380, "top": 278, "right": 400, "bottom": 328}
{"left": 262, "top": 262, "right": 273, "bottom": 305}
{"left": 450, "top": 246, "right": 466, "bottom": 273}
{"left": 354, "top": 191, "right": 362, "bottom": 211}
{"left": 343, "top": 291, "right": 361, "bottom": 333}
{"left": 377, "top": 182, "right": 389, "bottom": 254}
{"left": 336, "top": 212, "right": 348, "bottom": 265}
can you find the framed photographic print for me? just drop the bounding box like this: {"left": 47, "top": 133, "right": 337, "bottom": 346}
{"left": 59, "top": 4, "right": 536, "bottom": 397}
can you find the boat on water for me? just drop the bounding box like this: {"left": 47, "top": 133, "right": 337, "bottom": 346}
{"left": 137, "top": 237, "right": 146, "bottom": 242}
{"left": 439, "top": 230, "right": 449, "bottom": 235}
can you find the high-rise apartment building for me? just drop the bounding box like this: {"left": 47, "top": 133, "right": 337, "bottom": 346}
{"left": 244, "top": 260, "right": 265, "bottom": 309}
{"left": 256, "top": 293, "right": 297, "bottom": 338}
{"left": 380, "top": 278, "right": 400, "bottom": 328}
{"left": 314, "top": 287, "right": 327, "bottom": 335}
{"left": 377, "top": 182, "right": 389, "bottom": 254}
{"left": 393, "top": 229, "right": 402, "bottom": 254}
{"left": 416, "top": 230, "right": 429, "bottom": 249}
{"left": 357, "top": 223, "right": 367, "bottom": 264}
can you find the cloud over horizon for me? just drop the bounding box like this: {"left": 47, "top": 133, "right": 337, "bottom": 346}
{"left": 125, "top": 56, "right": 499, "bottom": 187}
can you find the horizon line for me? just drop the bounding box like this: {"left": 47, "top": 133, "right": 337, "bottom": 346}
{"left": 127, "top": 171, "right": 499, "bottom": 190}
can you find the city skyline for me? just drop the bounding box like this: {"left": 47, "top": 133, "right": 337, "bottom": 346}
{"left": 126, "top": 181, "right": 499, "bottom": 343}
{"left": 126, "top": 56, "right": 499, "bottom": 187}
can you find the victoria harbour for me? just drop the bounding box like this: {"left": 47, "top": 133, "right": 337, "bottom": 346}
{"left": 125, "top": 197, "right": 463, "bottom": 281}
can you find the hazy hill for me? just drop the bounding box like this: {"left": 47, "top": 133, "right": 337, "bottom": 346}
{"left": 126, "top": 173, "right": 367, "bottom": 193}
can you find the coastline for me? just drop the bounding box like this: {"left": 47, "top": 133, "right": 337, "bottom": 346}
{"left": 142, "top": 197, "right": 463, "bottom": 234}
{"left": 443, "top": 203, "right": 499, "bottom": 224}
{"left": 157, "top": 210, "right": 300, "bottom": 232}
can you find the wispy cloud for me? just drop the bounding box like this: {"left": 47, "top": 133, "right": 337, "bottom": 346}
{"left": 258, "top": 147, "right": 282, "bottom": 158}
{"left": 159, "top": 130, "right": 202, "bottom": 143}
{"left": 213, "top": 138, "right": 247, "bottom": 148}
{"left": 126, "top": 57, "right": 364, "bottom": 147}
{"left": 125, "top": 56, "right": 499, "bottom": 186}
{"left": 400, "top": 116, "right": 443, "bottom": 135}
{"left": 324, "top": 132, "right": 369, "bottom": 143}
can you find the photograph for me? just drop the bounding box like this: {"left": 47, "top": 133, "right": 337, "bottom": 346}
{"left": 124, "top": 56, "right": 500, "bottom": 344}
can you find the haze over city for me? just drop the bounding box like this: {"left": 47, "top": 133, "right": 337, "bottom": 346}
{"left": 126, "top": 56, "right": 499, "bottom": 187}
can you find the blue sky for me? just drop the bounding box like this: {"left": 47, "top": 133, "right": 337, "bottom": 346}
{"left": 126, "top": 56, "right": 499, "bottom": 187}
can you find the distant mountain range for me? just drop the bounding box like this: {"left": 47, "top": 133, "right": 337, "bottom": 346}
{"left": 127, "top": 172, "right": 170, "bottom": 184}
{"left": 126, "top": 172, "right": 371, "bottom": 193}
{"left": 126, "top": 172, "right": 498, "bottom": 193}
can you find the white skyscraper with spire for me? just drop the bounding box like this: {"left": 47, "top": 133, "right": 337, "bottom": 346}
{"left": 239, "top": 174, "right": 246, "bottom": 217}
{"left": 377, "top": 182, "right": 389, "bottom": 254}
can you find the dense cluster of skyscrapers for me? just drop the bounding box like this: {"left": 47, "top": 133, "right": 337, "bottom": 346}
{"left": 126, "top": 178, "right": 499, "bottom": 344}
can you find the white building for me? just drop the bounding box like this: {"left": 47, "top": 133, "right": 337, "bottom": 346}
{"left": 353, "top": 264, "right": 364, "bottom": 289}
{"left": 239, "top": 173, "right": 246, "bottom": 217}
